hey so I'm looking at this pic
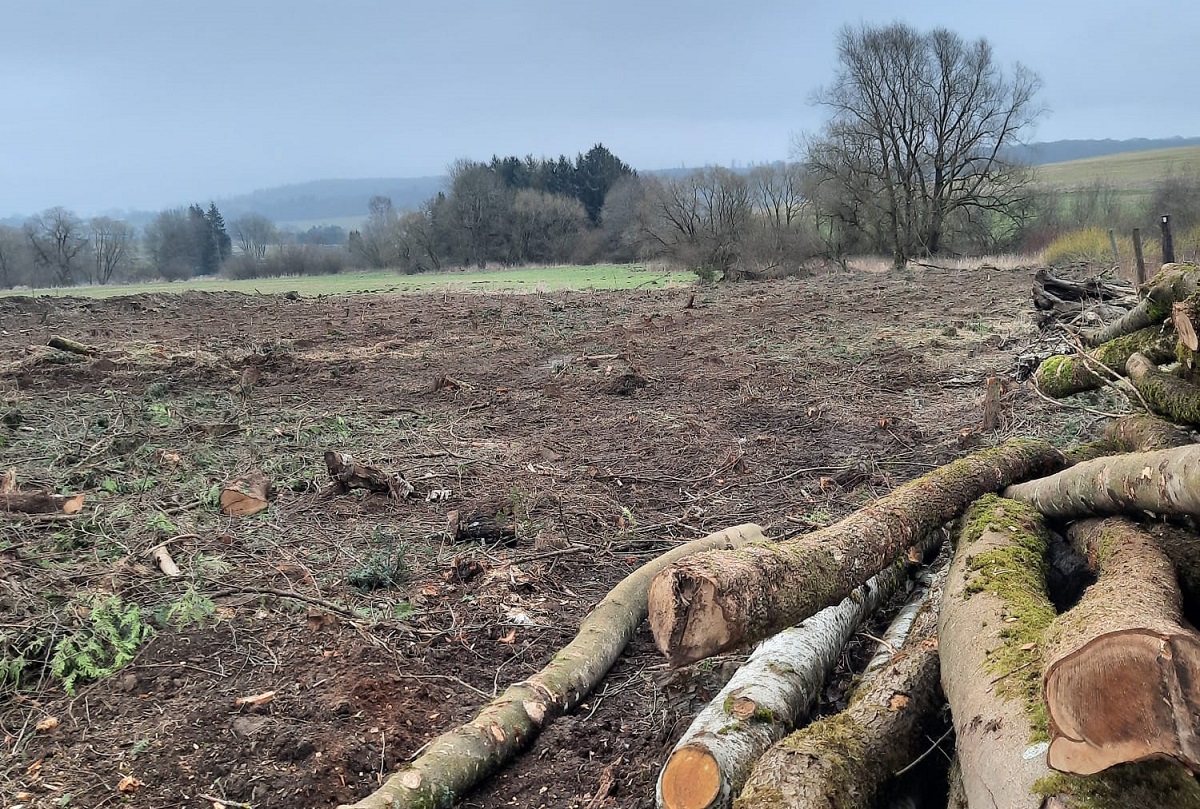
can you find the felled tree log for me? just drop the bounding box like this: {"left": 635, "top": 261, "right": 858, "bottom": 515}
{"left": 656, "top": 534, "right": 935, "bottom": 809}
{"left": 940, "top": 495, "right": 1060, "bottom": 807}
{"left": 1083, "top": 263, "right": 1200, "bottom": 346}
{"left": 1172, "top": 291, "right": 1200, "bottom": 351}
{"left": 1145, "top": 523, "right": 1200, "bottom": 610}
{"left": 0, "top": 491, "right": 85, "bottom": 514}
{"left": 1034, "top": 268, "right": 1135, "bottom": 304}
{"left": 860, "top": 568, "right": 934, "bottom": 681}
{"left": 219, "top": 470, "right": 271, "bottom": 516}
{"left": 1045, "top": 518, "right": 1200, "bottom": 775}
{"left": 1068, "top": 414, "right": 1193, "bottom": 463}
{"left": 648, "top": 439, "right": 1065, "bottom": 666}
{"left": 47, "top": 335, "right": 96, "bottom": 355}
{"left": 733, "top": 567, "right": 945, "bottom": 809}
{"left": 1032, "top": 325, "right": 1174, "bottom": 398}
{"left": 338, "top": 524, "right": 767, "bottom": 809}
{"left": 324, "top": 450, "right": 413, "bottom": 499}
{"left": 1126, "top": 351, "right": 1200, "bottom": 424}
{"left": 1004, "top": 444, "right": 1200, "bottom": 520}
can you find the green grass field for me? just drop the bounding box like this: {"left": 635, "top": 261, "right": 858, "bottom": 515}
{"left": 1034, "top": 145, "right": 1200, "bottom": 190}
{"left": 4, "top": 264, "right": 697, "bottom": 299}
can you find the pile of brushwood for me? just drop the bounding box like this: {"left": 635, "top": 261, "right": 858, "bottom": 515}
{"left": 329, "top": 266, "right": 1200, "bottom": 809}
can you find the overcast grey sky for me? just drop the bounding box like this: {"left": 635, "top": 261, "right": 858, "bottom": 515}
{"left": 3, "top": 0, "right": 1197, "bottom": 216}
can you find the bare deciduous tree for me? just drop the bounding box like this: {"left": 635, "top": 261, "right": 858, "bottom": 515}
{"left": 806, "top": 23, "right": 1043, "bottom": 266}
{"left": 24, "top": 207, "right": 88, "bottom": 286}
{"left": 0, "top": 225, "right": 31, "bottom": 289}
{"left": 642, "top": 168, "right": 753, "bottom": 279}
{"left": 232, "top": 214, "right": 278, "bottom": 261}
{"left": 89, "top": 217, "right": 135, "bottom": 284}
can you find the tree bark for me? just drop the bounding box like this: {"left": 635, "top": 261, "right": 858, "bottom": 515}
{"left": 656, "top": 534, "right": 936, "bottom": 809}
{"left": 0, "top": 491, "right": 84, "bottom": 514}
{"left": 939, "top": 495, "right": 1059, "bottom": 808}
{"left": 1003, "top": 444, "right": 1200, "bottom": 520}
{"left": 219, "top": 470, "right": 271, "bottom": 516}
{"left": 1145, "top": 523, "right": 1200, "bottom": 611}
{"left": 1172, "top": 291, "right": 1200, "bottom": 352}
{"left": 1044, "top": 518, "right": 1200, "bottom": 775}
{"left": 648, "top": 439, "right": 1066, "bottom": 666}
{"left": 1068, "top": 414, "right": 1193, "bottom": 463}
{"left": 323, "top": 450, "right": 413, "bottom": 499}
{"left": 860, "top": 568, "right": 934, "bottom": 681}
{"left": 338, "top": 524, "right": 767, "bottom": 809}
{"left": 1083, "top": 263, "right": 1200, "bottom": 346}
{"left": 733, "top": 567, "right": 945, "bottom": 809}
{"left": 1126, "top": 351, "right": 1200, "bottom": 424}
{"left": 1032, "top": 326, "right": 1175, "bottom": 398}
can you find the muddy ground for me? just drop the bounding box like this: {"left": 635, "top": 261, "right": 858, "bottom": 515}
{"left": 0, "top": 266, "right": 1094, "bottom": 808}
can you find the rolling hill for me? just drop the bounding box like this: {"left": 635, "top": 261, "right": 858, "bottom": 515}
{"left": 1033, "top": 144, "right": 1200, "bottom": 189}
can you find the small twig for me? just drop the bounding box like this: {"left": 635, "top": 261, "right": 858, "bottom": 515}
{"left": 989, "top": 659, "right": 1034, "bottom": 686}
{"left": 894, "top": 725, "right": 955, "bottom": 777}
{"left": 199, "top": 796, "right": 254, "bottom": 809}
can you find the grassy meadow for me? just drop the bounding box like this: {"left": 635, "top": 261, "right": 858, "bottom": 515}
{"left": 3, "top": 264, "right": 697, "bottom": 299}
{"left": 1034, "top": 144, "right": 1200, "bottom": 190}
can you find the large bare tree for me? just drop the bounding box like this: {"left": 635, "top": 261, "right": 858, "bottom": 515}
{"left": 24, "top": 207, "right": 88, "bottom": 286}
{"left": 806, "top": 23, "right": 1042, "bottom": 266}
{"left": 89, "top": 217, "right": 135, "bottom": 284}
{"left": 232, "top": 214, "right": 278, "bottom": 261}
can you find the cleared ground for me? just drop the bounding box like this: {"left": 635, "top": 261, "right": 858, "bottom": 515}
{"left": 2, "top": 265, "right": 693, "bottom": 299}
{"left": 0, "top": 267, "right": 1086, "bottom": 808}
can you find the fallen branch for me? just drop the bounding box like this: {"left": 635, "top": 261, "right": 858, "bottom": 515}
{"left": 734, "top": 566, "right": 946, "bottom": 809}
{"left": 0, "top": 491, "right": 85, "bottom": 515}
{"left": 338, "top": 524, "right": 767, "bottom": 809}
{"left": 47, "top": 335, "right": 96, "bottom": 355}
{"left": 648, "top": 439, "right": 1065, "bottom": 666}
{"left": 1045, "top": 518, "right": 1200, "bottom": 774}
{"left": 1003, "top": 444, "right": 1200, "bottom": 520}
{"left": 324, "top": 450, "right": 413, "bottom": 499}
{"left": 655, "top": 533, "right": 936, "bottom": 809}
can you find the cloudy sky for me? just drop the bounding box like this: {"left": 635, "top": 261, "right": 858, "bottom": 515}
{"left": 3, "top": 0, "right": 1197, "bottom": 216}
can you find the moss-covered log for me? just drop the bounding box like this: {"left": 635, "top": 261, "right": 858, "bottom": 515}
{"left": 1068, "top": 414, "right": 1193, "bottom": 463}
{"left": 1145, "top": 523, "right": 1200, "bottom": 610}
{"left": 648, "top": 440, "right": 1066, "bottom": 666}
{"left": 337, "top": 524, "right": 766, "bottom": 809}
{"left": 656, "top": 536, "right": 934, "bottom": 809}
{"left": 1033, "top": 326, "right": 1175, "bottom": 398}
{"left": 1044, "top": 518, "right": 1200, "bottom": 775}
{"left": 1126, "top": 351, "right": 1200, "bottom": 424}
{"left": 940, "top": 495, "right": 1059, "bottom": 808}
{"left": 733, "top": 568, "right": 945, "bottom": 809}
{"left": 1003, "top": 444, "right": 1200, "bottom": 520}
{"left": 1083, "top": 263, "right": 1200, "bottom": 346}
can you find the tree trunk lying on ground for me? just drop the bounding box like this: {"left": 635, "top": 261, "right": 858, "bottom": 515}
{"left": 939, "top": 495, "right": 1059, "bottom": 808}
{"left": 1003, "top": 444, "right": 1200, "bottom": 520}
{"left": 648, "top": 439, "right": 1065, "bottom": 666}
{"left": 219, "top": 470, "right": 271, "bottom": 516}
{"left": 1126, "top": 351, "right": 1200, "bottom": 425}
{"left": 338, "top": 524, "right": 767, "bottom": 809}
{"left": 1044, "top": 518, "right": 1200, "bottom": 775}
{"left": 1032, "top": 325, "right": 1175, "bottom": 398}
{"left": 0, "top": 491, "right": 85, "bottom": 514}
{"left": 1068, "top": 413, "right": 1193, "bottom": 463}
{"left": 1083, "top": 263, "right": 1200, "bottom": 346}
{"left": 323, "top": 450, "right": 413, "bottom": 499}
{"left": 733, "top": 567, "right": 945, "bottom": 809}
{"left": 1146, "top": 522, "right": 1200, "bottom": 610}
{"left": 939, "top": 498, "right": 1200, "bottom": 807}
{"left": 1033, "top": 268, "right": 1135, "bottom": 305}
{"left": 656, "top": 532, "right": 937, "bottom": 809}
{"left": 47, "top": 335, "right": 96, "bottom": 355}
{"left": 860, "top": 567, "right": 934, "bottom": 682}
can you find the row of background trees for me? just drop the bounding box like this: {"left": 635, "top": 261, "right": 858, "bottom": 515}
{"left": 4, "top": 22, "right": 1199, "bottom": 289}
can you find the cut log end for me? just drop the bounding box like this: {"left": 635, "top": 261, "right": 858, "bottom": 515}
{"left": 659, "top": 746, "right": 722, "bottom": 809}
{"left": 1046, "top": 630, "right": 1200, "bottom": 775}
{"left": 648, "top": 571, "right": 734, "bottom": 666}
{"left": 220, "top": 470, "right": 271, "bottom": 516}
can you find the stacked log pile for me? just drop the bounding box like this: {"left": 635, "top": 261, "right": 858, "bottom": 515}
{"left": 340, "top": 262, "right": 1200, "bottom": 809}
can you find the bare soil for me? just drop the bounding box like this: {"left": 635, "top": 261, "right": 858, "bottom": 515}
{"left": 0, "top": 266, "right": 1084, "bottom": 809}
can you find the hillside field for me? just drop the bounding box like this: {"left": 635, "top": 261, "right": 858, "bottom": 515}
{"left": 1034, "top": 143, "right": 1200, "bottom": 189}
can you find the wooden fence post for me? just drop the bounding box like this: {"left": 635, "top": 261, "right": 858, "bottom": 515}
{"left": 1108, "top": 228, "right": 1120, "bottom": 270}
{"left": 1133, "top": 227, "right": 1147, "bottom": 285}
{"left": 1162, "top": 214, "right": 1176, "bottom": 264}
